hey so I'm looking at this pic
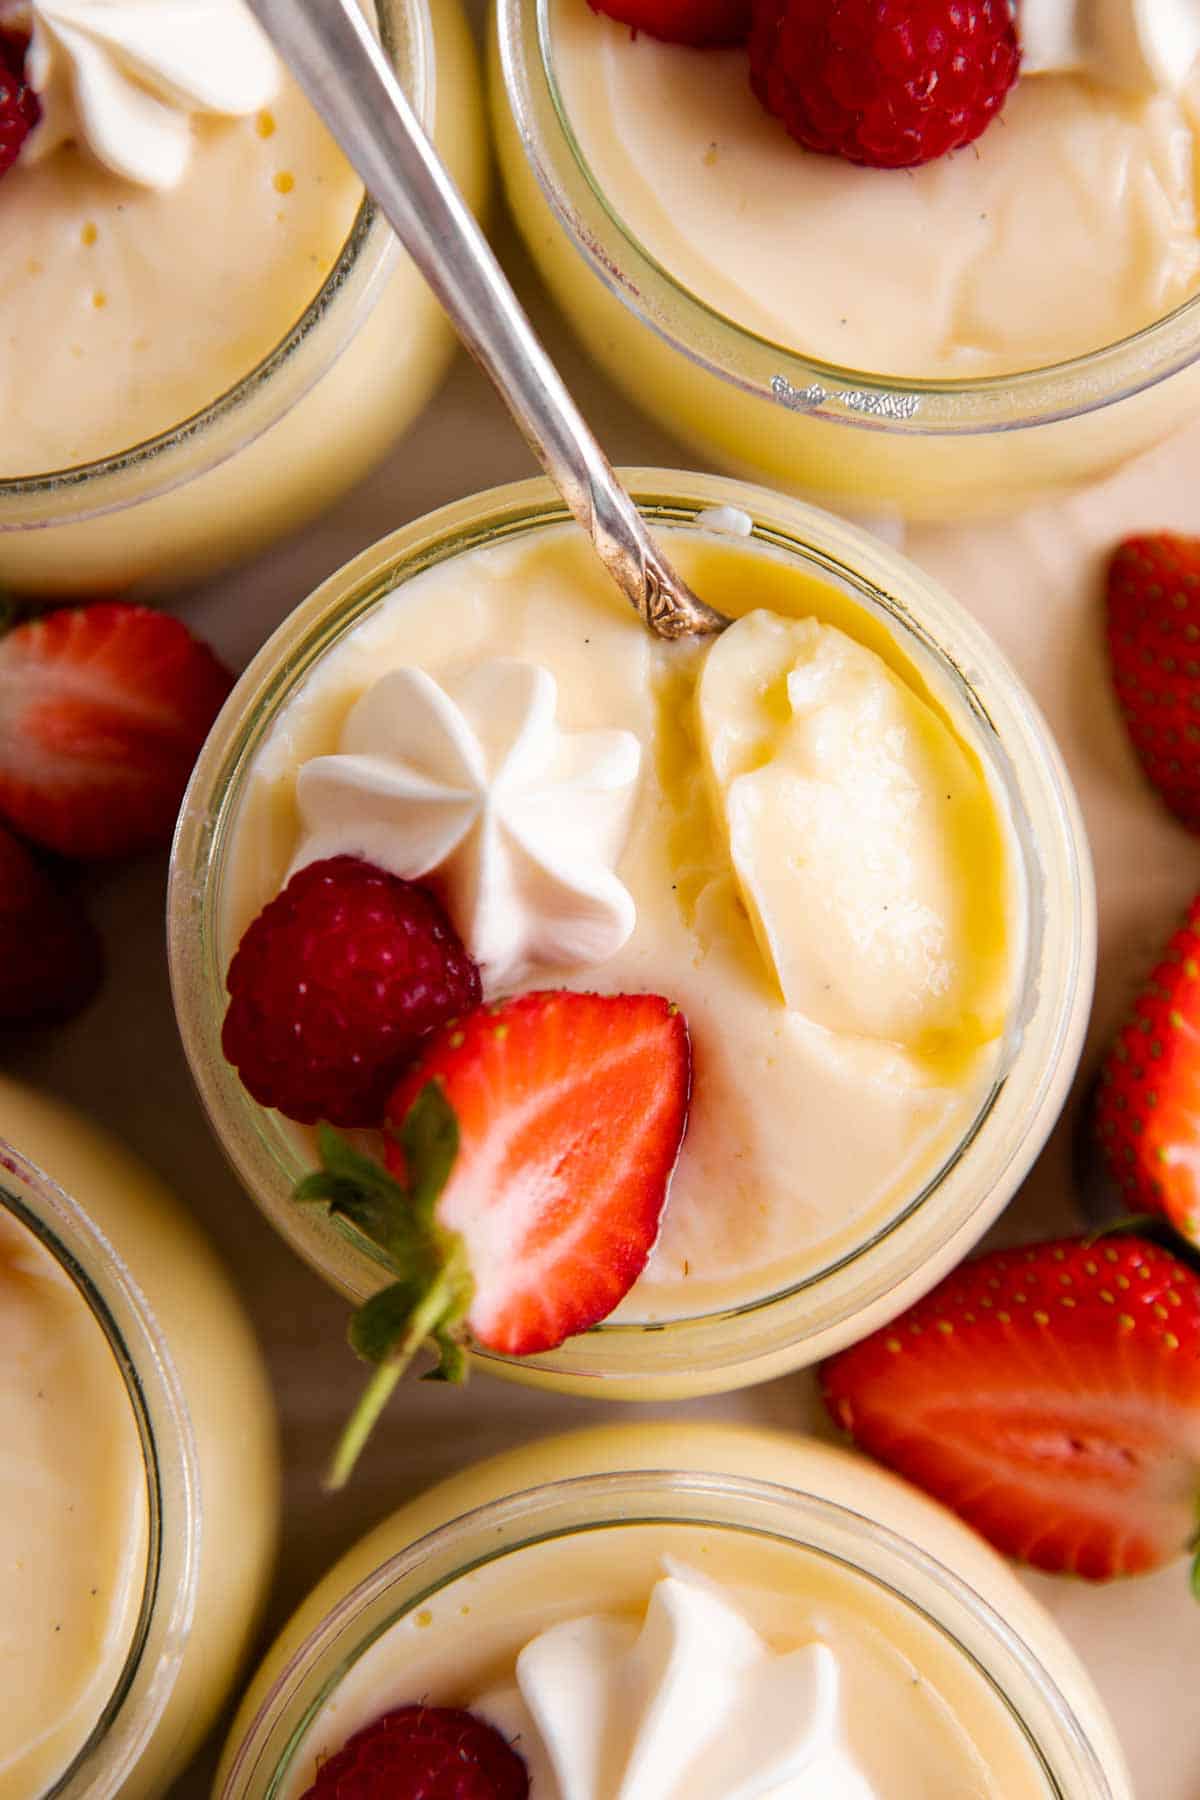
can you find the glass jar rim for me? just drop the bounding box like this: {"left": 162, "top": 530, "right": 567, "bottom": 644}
{"left": 168, "top": 468, "right": 1094, "bottom": 1386}
{"left": 217, "top": 1465, "right": 1114, "bottom": 1800}
{"left": 495, "top": 0, "right": 1200, "bottom": 438}
{"left": 0, "top": 0, "right": 423, "bottom": 524}
{"left": 0, "top": 1136, "right": 201, "bottom": 1800}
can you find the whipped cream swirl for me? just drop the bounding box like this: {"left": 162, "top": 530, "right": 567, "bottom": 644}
{"left": 291, "top": 660, "right": 642, "bottom": 992}
{"left": 475, "top": 1565, "right": 877, "bottom": 1800}
{"left": 1020, "top": 0, "right": 1200, "bottom": 94}
{"left": 1, "top": 0, "right": 280, "bottom": 188}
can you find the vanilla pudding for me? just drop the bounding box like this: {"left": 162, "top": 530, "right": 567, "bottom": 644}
{"left": 171, "top": 473, "right": 1094, "bottom": 1397}
{"left": 0, "top": 1077, "right": 279, "bottom": 1798}
{"left": 0, "top": 1205, "right": 148, "bottom": 1798}
{"left": 0, "top": 0, "right": 486, "bottom": 595}
{"left": 214, "top": 1424, "right": 1132, "bottom": 1799}
{"left": 493, "top": 2, "right": 1200, "bottom": 516}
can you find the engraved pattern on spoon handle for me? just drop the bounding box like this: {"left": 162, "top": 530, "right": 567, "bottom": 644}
{"left": 246, "top": 0, "right": 728, "bottom": 639}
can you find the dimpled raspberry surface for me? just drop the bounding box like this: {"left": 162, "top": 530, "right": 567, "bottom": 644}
{"left": 300, "top": 1706, "right": 529, "bottom": 1800}
{"left": 222, "top": 856, "right": 482, "bottom": 1127}
{"left": 0, "top": 29, "right": 38, "bottom": 179}
{"left": 588, "top": 0, "right": 751, "bottom": 48}
{"left": 749, "top": 0, "right": 1020, "bottom": 169}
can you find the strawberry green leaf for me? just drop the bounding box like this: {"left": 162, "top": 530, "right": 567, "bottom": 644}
{"left": 295, "top": 1125, "right": 408, "bottom": 1246}
{"left": 396, "top": 1081, "right": 459, "bottom": 1226}
{"left": 347, "top": 1278, "right": 430, "bottom": 1366}
{"left": 424, "top": 1326, "right": 469, "bottom": 1385}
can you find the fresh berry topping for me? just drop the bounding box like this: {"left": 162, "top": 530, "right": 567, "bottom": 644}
{"left": 822, "top": 1235, "right": 1200, "bottom": 1582}
{"left": 0, "top": 29, "right": 38, "bottom": 181}
{"left": 0, "top": 825, "right": 102, "bottom": 1026}
{"left": 1095, "top": 893, "right": 1200, "bottom": 1245}
{"left": 748, "top": 0, "right": 1020, "bottom": 170}
{"left": 300, "top": 1706, "right": 529, "bottom": 1800}
{"left": 0, "top": 602, "right": 233, "bottom": 860}
{"left": 1106, "top": 534, "right": 1200, "bottom": 832}
{"left": 223, "top": 856, "right": 482, "bottom": 1128}
{"left": 587, "top": 0, "right": 751, "bottom": 48}
{"left": 386, "top": 990, "right": 690, "bottom": 1355}
{"left": 294, "top": 990, "right": 690, "bottom": 1483}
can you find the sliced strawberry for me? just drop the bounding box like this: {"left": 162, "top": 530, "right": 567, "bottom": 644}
{"left": 0, "top": 825, "right": 102, "bottom": 1025}
{"left": 821, "top": 1235, "right": 1200, "bottom": 1582}
{"left": 385, "top": 991, "right": 691, "bottom": 1356}
{"left": 293, "top": 990, "right": 691, "bottom": 1484}
{"left": 1106, "top": 534, "right": 1200, "bottom": 832}
{"left": 1094, "top": 893, "right": 1200, "bottom": 1245}
{"left": 0, "top": 603, "right": 233, "bottom": 860}
{"left": 301, "top": 1706, "right": 529, "bottom": 1800}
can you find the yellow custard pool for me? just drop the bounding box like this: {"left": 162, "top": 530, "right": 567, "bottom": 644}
{"left": 171, "top": 471, "right": 1094, "bottom": 1398}
{"left": 215, "top": 1424, "right": 1133, "bottom": 1800}
{"left": 0, "top": 1077, "right": 280, "bottom": 1799}
{"left": 492, "top": 1, "right": 1200, "bottom": 518}
{"left": 0, "top": 0, "right": 487, "bottom": 596}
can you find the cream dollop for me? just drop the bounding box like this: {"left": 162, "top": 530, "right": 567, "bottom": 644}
{"left": 474, "top": 1565, "right": 877, "bottom": 1800}
{"left": 1020, "top": 0, "right": 1200, "bottom": 93}
{"left": 3, "top": 0, "right": 280, "bottom": 188}
{"left": 291, "top": 659, "right": 642, "bottom": 991}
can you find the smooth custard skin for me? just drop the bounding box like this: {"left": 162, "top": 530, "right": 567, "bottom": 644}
{"left": 0, "top": 1208, "right": 148, "bottom": 1799}
{"left": 548, "top": 0, "right": 1200, "bottom": 379}
{"left": 223, "top": 526, "right": 1021, "bottom": 1323}
{"left": 0, "top": 74, "right": 360, "bottom": 475}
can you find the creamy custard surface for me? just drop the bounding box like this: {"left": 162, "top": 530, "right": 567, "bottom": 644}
{"left": 0, "top": 1203, "right": 148, "bottom": 1798}
{"left": 277, "top": 1522, "right": 1051, "bottom": 1799}
{"left": 0, "top": 75, "right": 361, "bottom": 475}
{"left": 223, "top": 525, "right": 1021, "bottom": 1322}
{"left": 547, "top": 0, "right": 1200, "bottom": 380}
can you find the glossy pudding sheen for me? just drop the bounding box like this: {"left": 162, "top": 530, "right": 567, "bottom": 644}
{"left": 0, "top": 1205, "right": 147, "bottom": 1797}
{"left": 546, "top": 2, "right": 1200, "bottom": 379}
{"left": 222, "top": 522, "right": 1023, "bottom": 1325}
{"left": 0, "top": 76, "right": 360, "bottom": 476}
{"left": 279, "top": 1528, "right": 1050, "bottom": 1798}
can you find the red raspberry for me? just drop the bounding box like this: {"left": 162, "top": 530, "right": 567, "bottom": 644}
{"left": 222, "top": 856, "right": 482, "bottom": 1127}
{"left": 588, "top": 0, "right": 751, "bottom": 48}
{"left": 0, "top": 30, "right": 39, "bottom": 180}
{"left": 749, "top": 0, "right": 1020, "bottom": 170}
{"left": 301, "top": 1706, "right": 529, "bottom": 1800}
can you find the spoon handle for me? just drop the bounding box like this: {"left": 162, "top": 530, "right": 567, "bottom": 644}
{"left": 246, "top": 0, "right": 727, "bottom": 639}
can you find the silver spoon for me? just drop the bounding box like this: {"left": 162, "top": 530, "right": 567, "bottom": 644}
{"left": 244, "top": 0, "right": 730, "bottom": 641}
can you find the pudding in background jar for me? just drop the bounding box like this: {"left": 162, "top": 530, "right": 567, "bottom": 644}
{"left": 0, "top": 0, "right": 486, "bottom": 596}
{"left": 0, "top": 1076, "right": 279, "bottom": 1800}
{"left": 214, "top": 1423, "right": 1133, "bottom": 1800}
{"left": 170, "top": 471, "right": 1094, "bottom": 1400}
{"left": 491, "top": 0, "right": 1200, "bottom": 517}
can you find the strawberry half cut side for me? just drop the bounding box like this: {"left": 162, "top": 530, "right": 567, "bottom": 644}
{"left": 821, "top": 1236, "right": 1200, "bottom": 1584}
{"left": 295, "top": 990, "right": 692, "bottom": 1485}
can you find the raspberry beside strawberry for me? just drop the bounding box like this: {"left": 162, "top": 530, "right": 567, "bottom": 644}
{"left": 0, "top": 27, "right": 38, "bottom": 180}
{"left": 300, "top": 1705, "right": 529, "bottom": 1800}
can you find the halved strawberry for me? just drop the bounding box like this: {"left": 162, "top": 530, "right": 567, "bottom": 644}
{"left": 295, "top": 991, "right": 691, "bottom": 1484}
{"left": 1106, "top": 534, "right": 1200, "bottom": 832}
{"left": 0, "top": 825, "right": 102, "bottom": 1025}
{"left": 0, "top": 603, "right": 233, "bottom": 860}
{"left": 1094, "top": 893, "right": 1200, "bottom": 1245}
{"left": 822, "top": 1235, "right": 1200, "bottom": 1582}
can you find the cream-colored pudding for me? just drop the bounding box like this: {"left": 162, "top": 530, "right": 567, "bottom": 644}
{"left": 0, "top": 0, "right": 487, "bottom": 594}
{"left": 0, "top": 71, "right": 359, "bottom": 476}
{"left": 0, "top": 1206, "right": 147, "bottom": 1798}
{"left": 215, "top": 1425, "right": 1132, "bottom": 1800}
{"left": 222, "top": 523, "right": 1020, "bottom": 1325}
{"left": 0, "top": 1077, "right": 279, "bottom": 1797}
{"left": 548, "top": 6, "right": 1200, "bottom": 380}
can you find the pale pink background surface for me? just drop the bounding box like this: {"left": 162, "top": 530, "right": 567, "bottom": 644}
{"left": 8, "top": 61, "right": 1200, "bottom": 1798}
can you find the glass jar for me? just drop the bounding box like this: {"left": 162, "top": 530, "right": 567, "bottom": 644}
{"left": 0, "top": 0, "right": 487, "bottom": 599}
{"left": 0, "top": 1077, "right": 279, "bottom": 1797}
{"left": 214, "top": 1424, "right": 1131, "bottom": 1799}
{"left": 491, "top": 0, "right": 1200, "bottom": 522}
{"left": 169, "top": 469, "right": 1094, "bottom": 1399}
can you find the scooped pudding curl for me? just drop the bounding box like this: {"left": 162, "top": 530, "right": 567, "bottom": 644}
{"left": 217, "top": 515, "right": 1023, "bottom": 1459}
